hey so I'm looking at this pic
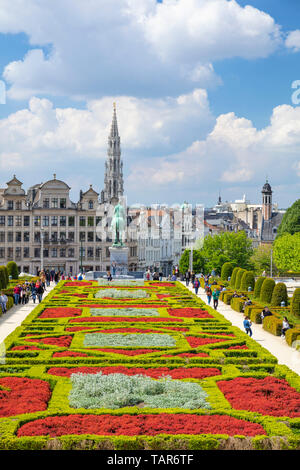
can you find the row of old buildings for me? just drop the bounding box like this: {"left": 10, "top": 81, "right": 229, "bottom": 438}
{"left": 0, "top": 105, "right": 284, "bottom": 276}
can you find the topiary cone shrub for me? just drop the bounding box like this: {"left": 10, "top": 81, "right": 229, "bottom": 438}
{"left": 7, "top": 261, "right": 19, "bottom": 280}
{"left": 260, "top": 278, "right": 275, "bottom": 304}
{"left": 240, "top": 271, "right": 255, "bottom": 292}
{"left": 270, "top": 282, "right": 288, "bottom": 307}
{"left": 291, "top": 288, "right": 300, "bottom": 318}
{"left": 221, "top": 262, "right": 234, "bottom": 281}
{"left": 235, "top": 268, "right": 247, "bottom": 290}
{"left": 230, "top": 267, "right": 239, "bottom": 288}
{"left": 254, "top": 277, "right": 265, "bottom": 299}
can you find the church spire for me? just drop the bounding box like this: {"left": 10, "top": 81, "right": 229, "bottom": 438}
{"left": 101, "top": 103, "right": 124, "bottom": 204}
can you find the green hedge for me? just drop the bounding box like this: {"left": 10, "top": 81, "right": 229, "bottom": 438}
{"left": 260, "top": 278, "right": 275, "bottom": 304}
{"left": 7, "top": 261, "right": 19, "bottom": 280}
{"left": 254, "top": 277, "right": 265, "bottom": 299}
{"left": 291, "top": 288, "right": 300, "bottom": 318}
{"left": 235, "top": 269, "right": 247, "bottom": 290}
{"left": 270, "top": 283, "right": 288, "bottom": 307}
{"left": 262, "top": 315, "right": 283, "bottom": 336}
{"left": 221, "top": 262, "right": 234, "bottom": 281}
{"left": 230, "top": 267, "right": 239, "bottom": 288}
{"left": 240, "top": 271, "right": 255, "bottom": 292}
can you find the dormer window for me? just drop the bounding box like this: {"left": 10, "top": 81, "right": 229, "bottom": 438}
{"left": 7, "top": 200, "right": 13, "bottom": 210}
{"left": 88, "top": 200, "right": 94, "bottom": 210}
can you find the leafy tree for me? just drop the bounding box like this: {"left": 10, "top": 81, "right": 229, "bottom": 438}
{"left": 277, "top": 199, "right": 300, "bottom": 237}
{"left": 179, "top": 249, "right": 205, "bottom": 274}
{"left": 7, "top": 261, "right": 19, "bottom": 280}
{"left": 198, "top": 231, "right": 253, "bottom": 274}
{"left": 221, "top": 262, "right": 234, "bottom": 281}
{"left": 270, "top": 282, "right": 288, "bottom": 307}
{"left": 273, "top": 233, "right": 300, "bottom": 272}
{"left": 250, "top": 244, "right": 275, "bottom": 276}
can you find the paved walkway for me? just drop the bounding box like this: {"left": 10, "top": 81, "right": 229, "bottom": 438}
{"left": 0, "top": 282, "right": 56, "bottom": 345}
{"left": 182, "top": 282, "right": 300, "bottom": 376}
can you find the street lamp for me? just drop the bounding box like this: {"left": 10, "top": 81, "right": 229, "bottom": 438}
{"left": 40, "top": 226, "right": 45, "bottom": 273}
{"left": 270, "top": 248, "right": 273, "bottom": 278}
{"left": 80, "top": 239, "right": 83, "bottom": 274}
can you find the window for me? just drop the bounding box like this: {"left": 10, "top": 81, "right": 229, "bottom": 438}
{"left": 16, "top": 216, "right": 22, "bottom": 226}
{"left": 87, "top": 232, "right": 94, "bottom": 242}
{"left": 60, "top": 232, "right": 66, "bottom": 241}
{"left": 16, "top": 201, "right": 22, "bottom": 210}
{"left": 7, "top": 200, "right": 13, "bottom": 210}
{"left": 0, "top": 232, "right": 4, "bottom": 243}
{"left": 24, "top": 232, "right": 30, "bottom": 242}
{"left": 24, "top": 216, "right": 30, "bottom": 226}
{"left": 8, "top": 216, "right": 13, "bottom": 226}
{"left": 80, "top": 247, "right": 85, "bottom": 257}
{"left": 34, "top": 248, "right": 40, "bottom": 258}
{"left": 0, "top": 216, "right": 5, "bottom": 226}
{"left": 68, "top": 248, "right": 75, "bottom": 257}
{"left": 34, "top": 216, "right": 40, "bottom": 226}
{"left": 51, "top": 198, "right": 58, "bottom": 208}
{"left": 79, "top": 216, "right": 86, "bottom": 227}
{"left": 60, "top": 216, "right": 66, "bottom": 226}
{"left": 88, "top": 216, "right": 94, "bottom": 226}
{"left": 0, "top": 248, "right": 5, "bottom": 258}
{"left": 44, "top": 232, "right": 49, "bottom": 242}
{"left": 43, "top": 198, "right": 50, "bottom": 208}
{"left": 7, "top": 232, "right": 13, "bottom": 242}
{"left": 15, "top": 232, "right": 22, "bottom": 242}
{"left": 106, "top": 247, "right": 110, "bottom": 257}
{"left": 51, "top": 232, "right": 58, "bottom": 242}
{"left": 87, "top": 247, "right": 94, "bottom": 258}
{"left": 68, "top": 232, "right": 75, "bottom": 242}
{"left": 34, "top": 232, "right": 41, "bottom": 242}
{"left": 23, "top": 247, "right": 30, "bottom": 258}
{"left": 79, "top": 232, "right": 86, "bottom": 241}
{"left": 95, "top": 248, "right": 101, "bottom": 258}
{"left": 68, "top": 216, "right": 75, "bottom": 227}
{"left": 43, "top": 249, "right": 49, "bottom": 258}
{"left": 130, "top": 246, "right": 137, "bottom": 257}
{"left": 51, "top": 216, "right": 58, "bottom": 226}
{"left": 60, "top": 198, "right": 66, "bottom": 208}
{"left": 42, "top": 216, "right": 49, "bottom": 227}
{"left": 88, "top": 200, "right": 94, "bottom": 209}
{"left": 51, "top": 248, "right": 57, "bottom": 258}
{"left": 8, "top": 247, "right": 13, "bottom": 258}
{"left": 96, "top": 233, "right": 102, "bottom": 242}
{"left": 60, "top": 248, "right": 66, "bottom": 257}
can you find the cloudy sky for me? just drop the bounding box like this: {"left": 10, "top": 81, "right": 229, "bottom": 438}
{"left": 0, "top": 0, "right": 299, "bottom": 208}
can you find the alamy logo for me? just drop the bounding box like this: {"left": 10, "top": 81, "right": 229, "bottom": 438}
{"left": 291, "top": 80, "right": 300, "bottom": 105}
{"left": 0, "top": 80, "right": 6, "bottom": 104}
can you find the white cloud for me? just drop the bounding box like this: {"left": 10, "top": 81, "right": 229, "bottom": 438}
{"left": 285, "top": 30, "right": 300, "bottom": 52}
{"left": 0, "top": 0, "right": 283, "bottom": 100}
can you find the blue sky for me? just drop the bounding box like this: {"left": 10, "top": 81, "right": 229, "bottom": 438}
{"left": 0, "top": 0, "right": 299, "bottom": 208}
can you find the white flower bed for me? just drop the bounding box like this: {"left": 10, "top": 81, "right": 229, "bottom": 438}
{"left": 69, "top": 372, "right": 211, "bottom": 410}
{"left": 83, "top": 333, "right": 176, "bottom": 348}
{"left": 90, "top": 308, "right": 159, "bottom": 317}
{"left": 95, "top": 289, "right": 149, "bottom": 299}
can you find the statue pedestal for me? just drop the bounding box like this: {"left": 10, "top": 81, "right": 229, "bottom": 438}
{"left": 109, "top": 246, "right": 129, "bottom": 276}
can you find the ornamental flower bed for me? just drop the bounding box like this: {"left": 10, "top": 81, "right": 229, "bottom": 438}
{"left": 1, "top": 278, "right": 300, "bottom": 450}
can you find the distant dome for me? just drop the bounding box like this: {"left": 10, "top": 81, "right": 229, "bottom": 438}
{"left": 262, "top": 181, "right": 272, "bottom": 193}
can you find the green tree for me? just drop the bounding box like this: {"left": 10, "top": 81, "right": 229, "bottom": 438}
{"left": 179, "top": 249, "right": 205, "bottom": 274}
{"left": 291, "top": 288, "right": 300, "bottom": 318}
{"left": 0, "top": 267, "right": 6, "bottom": 289}
{"left": 235, "top": 268, "right": 247, "bottom": 290}
{"left": 250, "top": 244, "right": 274, "bottom": 276}
{"left": 260, "top": 278, "right": 275, "bottom": 304}
{"left": 199, "top": 231, "right": 253, "bottom": 274}
{"left": 240, "top": 271, "right": 255, "bottom": 292}
{"left": 254, "top": 276, "right": 265, "bottom": 299}
{"left": 277, "top": 199, "right": 300, "bottom": 237}
{"left": 273, "top": 233, "right": 300, "bottom": 272}
{"left": 230, "top": 267, "right": 239, "bottom": 288}
{"left": 7, "top": 261, "right": 19, "bottom": 280}
{"left": 221, "top": 262, "right": 234, "bottom": 281}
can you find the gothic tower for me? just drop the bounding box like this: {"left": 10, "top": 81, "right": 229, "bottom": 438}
{"left": 262, "top": 179, "right": 272, "bottom": 221}
{"left": 101, "top": 103, "right": 124, "bottom": 204}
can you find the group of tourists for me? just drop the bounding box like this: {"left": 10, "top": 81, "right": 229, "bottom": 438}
{"left": 243, "top": 308, "right": 290, "bottom": 339}
{"left": 12, "top": 279, "right": 45, "bottom": 306}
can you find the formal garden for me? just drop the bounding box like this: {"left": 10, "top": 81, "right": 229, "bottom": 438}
{"left": 0, "top": 278, "right": 300, "bottom": 450}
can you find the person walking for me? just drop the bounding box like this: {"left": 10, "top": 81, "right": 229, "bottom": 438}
{"left": 243, "top": 316, "right": 253, "bottom": 337}
{"left": 54, "top": 272, "right": 59, "bottom": 284}
{"left": 194, "top": 277, "right": 200, "bottom": 295}
{"left": 0, "top": 292, "right": 8, "bottom": 314}
{"left": 185, "top": 270, "right": 191, "bottom": 287}
{"left": 212, "top": 288, "right": 220, "bottom": 310}
{"left": 31, "top": 285, "right": 37, "bottom": 304}
{"left": 206, "top": 285, "right": 212, "bottom": 305}
{"left": 13, "top": 285, "right": 21, "bottom": 306}
{"left": 36, "top": 282, "right": 44, "bottom": 303}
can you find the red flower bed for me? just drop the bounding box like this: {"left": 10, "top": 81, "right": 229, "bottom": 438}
{"left": 0, "top": 377, "right": 51, "bottom": 418}
{"left": 39, "top": 307, "right": 82, "bottom": 319}
{"left": 218, "top": 377, "right": 300, "bottom": 417}
{"left": 150, "top": 282, "right": 176, "bottom": 287}
{"left": 64, "top": 282, "right": 93, "bottom": 286}
{"left": 204, "top": 332, "right": 235, "bottom": 337}
{"left": 156, "top": 294, "right": 172, "bottom": 299}
{"left": 227, "top": 345, "right": 249, "bottom": 350}
{"left": 90, "top": 348, "right": 158, "bottom": 356}
{"left": 17, "top": 413, "right": 266, "bottom": 437}
{"left": 47, "top": 366, "right": 221, "bottom": 379}
{"left": 10, "top": 345, "right": 41, "bottom": 351}
{"left": 52, "top": 351, "right": 89, "bottom": 358}
{"left": 162, "top": 352, "right": 209, "bottom": 358}
{"left": 81, "top": 304, "right": 167, "bottom": 309}
{"left": 168, "top": 308, "right": 213, "bottom": 319}
{"left": 26, "top": 336, "right": 73, "bottom": 348}
{"left": 69, "top": 317, "right": 184, "bottom": 323}
{"left": 186, "top": 337, "right": 227, "bottom": 347}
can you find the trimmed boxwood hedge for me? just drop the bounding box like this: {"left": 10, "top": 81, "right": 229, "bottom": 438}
{"left": 235, "top": 269, "right": 247, "bottom": 290}
{"left": 260, "top": 278, "right": 275, "bottom": 304}
{"left": 270, "top": 283, "right": 288, "bottom": 307}
{"left": 254, "top": 277, "right": 265, "bottom": 299}
{"left": 221, "top": 262, "right": 234, "bottom": 281}
{"left": 240, "top": 271, "right": 255, "bottom": 292}
{"left": 230, "top": 267, "right": 239, "bottom": 288}
{"left": 7, "top": 261, "right": 19, "bottom": 280}
{"left": 291, "top": 288, "right": 300, "bottom": 318}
